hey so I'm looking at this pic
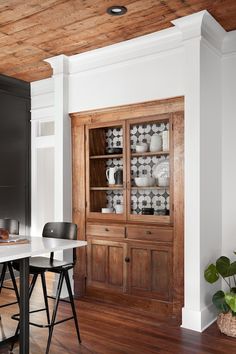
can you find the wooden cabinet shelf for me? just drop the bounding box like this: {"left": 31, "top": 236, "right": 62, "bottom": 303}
{"left": 90, "top": 154, "right": 123, "bottom": 159}
{"left": 90, "top": 186, "right": 124, "bottom": 191}
{"left": 131, "top": 186, "right": 169, "bottom": 190}
{"left": 131, "top": 151, "right": 169, "bottom": 158}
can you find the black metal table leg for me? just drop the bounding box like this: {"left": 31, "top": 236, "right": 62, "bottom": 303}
{"left": 19, "top": 257, "right": 29, "bottom": 354}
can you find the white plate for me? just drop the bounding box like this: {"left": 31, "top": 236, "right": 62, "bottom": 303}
{"left": 153, "top": 161, "right": 169, "bottom": 179}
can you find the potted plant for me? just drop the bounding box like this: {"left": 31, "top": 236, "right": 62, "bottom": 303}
{"left": 204, "top": 254, "right": 236, "bottom": 337}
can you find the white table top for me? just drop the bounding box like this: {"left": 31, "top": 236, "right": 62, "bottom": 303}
{"left": 0, "top": 236, "right": 87, "bottom": 262}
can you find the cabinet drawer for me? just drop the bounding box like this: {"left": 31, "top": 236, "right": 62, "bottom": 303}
{"left": 126, "top": 226, "right": 173, "bottom": 242}
{"left": 87, "top": 224, "right": 125, "bottom": 238}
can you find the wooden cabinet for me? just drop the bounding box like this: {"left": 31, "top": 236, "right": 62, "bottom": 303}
{"left": 127, "top": 242, "right": 172, "bottom": 301}
{"left": 87, "top": 238, "right": 126, "bottom": 292}
{"left": 71, "top": 97, "right": 184, "bottom": 319}
{"left": 87, "top": 223, "right": 125, "bottom": 239}
{"left": 87, "top": 223, "right": 173, "bottom": 299}
{"left": 126, "top": 225, "right": 173, "bottom": 242}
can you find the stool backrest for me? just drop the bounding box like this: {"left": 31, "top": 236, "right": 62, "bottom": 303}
{"left": 0, "top": 218, "right": 19, "bottom": 235}
{"left": 42, "top": 222, "right": 78, "bottom": 264}
{"left": 42, "top": 222, "right": 77, "bottom": 240}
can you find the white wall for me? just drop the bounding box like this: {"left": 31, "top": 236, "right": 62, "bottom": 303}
{"left": 199, "top": 39, "right": 222, "bottom": 327}
{"left": 222, "top": 36, "right": 236, "bottom": 256}
{"left": 69, "top": 47, "right": 184, "bottom": 112}
{"left": 31, "top": 10, "right": 235, "bottom": 330}
{"left": 31, "top": 78, "right": 55, "bottom": 236}
{"left": 35, "top": 147, "right": 55, "bottom": 230}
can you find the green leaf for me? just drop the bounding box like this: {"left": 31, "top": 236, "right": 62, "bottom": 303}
{"left": 204, "top": 264, "right": 219, "bottom": 283}
{"left": 225, "top": 293, "right": 236, "bottom": 312}
{"left": 216, "top": 256, "right": 231, "bottom": 277}
{"left": 212, "top": 291, "right": 229, "bottom": 312}
{"left": 228, "top": 261, "right": 236, "bottom": 276}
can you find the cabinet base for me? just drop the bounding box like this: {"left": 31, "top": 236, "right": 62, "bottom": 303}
{"left": 85, "top": 286, "right": 175, "bottom": 318}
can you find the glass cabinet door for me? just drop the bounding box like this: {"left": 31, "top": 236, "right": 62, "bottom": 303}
{"left": 86, "top": 121, "right": 126, "bottom": 220}
{"left": 127, "top": 114, "right": 171, "bottom": 223}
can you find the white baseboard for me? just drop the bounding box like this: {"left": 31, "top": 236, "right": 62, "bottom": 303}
{"left": 181, "top": 303, "right": 217, "bottom": 332}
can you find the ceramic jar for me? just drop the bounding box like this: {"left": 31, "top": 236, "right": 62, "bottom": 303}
{"left": 150, "top": 134, "right": 162, "bottom": 152}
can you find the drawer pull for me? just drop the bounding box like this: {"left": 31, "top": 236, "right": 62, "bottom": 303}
{"left": 125, "top": 257, "right": 130, "bottom": 263}
{"left": 146, "top": 231, "right": 152, "bottom": 235}
{"left": 105, "top": 228, "right": 109, "bottom": 232}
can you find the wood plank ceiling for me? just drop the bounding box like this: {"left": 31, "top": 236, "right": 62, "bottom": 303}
{"left": 0, "top": 0, "right": 235, "bottom": 82}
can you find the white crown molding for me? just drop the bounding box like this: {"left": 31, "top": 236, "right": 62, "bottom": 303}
{"left": 69, "top": 27, "right": 182, "bottom": 74}
{"left": 45, "top": 54, "right": 69, "bottom": 75}
{"left": 222, "top": 30, "right": 236, "bottom": 55}
{"left": 201, "top": 11, "right": 226, "bottom": 52}
{"left": 172, "top": 10, "right": 206, "bottom": 39}
{"left": 172, "top": 10, "right": 226, "bottom": 53}
{"left": 42, "top": 10, "right": 230, "bottom": 77}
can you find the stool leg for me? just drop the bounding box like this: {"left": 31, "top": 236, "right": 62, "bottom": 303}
{"left": 0, "top": 263, "right": 7, "bottom": 293}
{"left": 45, "top": 272, "right": 64, "bottom": 354}
{"left": 8, "top": 262, "right": 20, "bottom": 303}
{"left": 41, "top": 273, "right": 50, "bottom": 326}
{"left": 64, "top": 270, "right": 81, "bottom": 343}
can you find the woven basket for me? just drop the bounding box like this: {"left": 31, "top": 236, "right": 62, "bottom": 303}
{"left": 217, "top": 312, "right": 236, "bottom": 337}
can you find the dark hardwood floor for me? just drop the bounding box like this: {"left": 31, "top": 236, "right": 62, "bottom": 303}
{"left": 0, "top": 277, "right": 236, "bottom": 354}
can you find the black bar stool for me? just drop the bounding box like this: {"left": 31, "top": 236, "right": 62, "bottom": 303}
{"left": 12, "top": 222, "right": 81, "bottom": 354}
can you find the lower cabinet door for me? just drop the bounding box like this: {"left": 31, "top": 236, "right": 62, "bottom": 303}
{"left": 127, "top": 243, "right": 173, "bottom": 301}
{"left": 87, "top": 239, "right": 126, "bottom": 292}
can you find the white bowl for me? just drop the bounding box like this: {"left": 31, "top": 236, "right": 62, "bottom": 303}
{"left": 101, "top": 208, "right": 114, "bottom": 213}
{"left": 135, "top": 143, "right": 148, "bottom": 153}
{"left": 157, "top": 177, "right": 169, "bottom": 187}
{"left": 134, "top": 176, "right": 155, "bottom": 187}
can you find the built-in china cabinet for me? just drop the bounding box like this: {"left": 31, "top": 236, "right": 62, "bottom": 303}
{"left": 70, "top": 97, "right": 184, "bottom": 319}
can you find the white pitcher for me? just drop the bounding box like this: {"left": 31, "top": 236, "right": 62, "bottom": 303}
{"left": 150, "top": 134, "right": 162, "bottom": 152}
{"left": 106, "top": 167, "right": 118, "bottom": 185}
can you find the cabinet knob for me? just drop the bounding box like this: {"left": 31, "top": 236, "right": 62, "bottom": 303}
{"left": 125, "top": 257, "right": 130, "bottom": 263}
{"left": 146, "top": 230, "right": 152, "bottom": 235}
{"left": 105, "top": 228, "right": 109, "bottom": 232}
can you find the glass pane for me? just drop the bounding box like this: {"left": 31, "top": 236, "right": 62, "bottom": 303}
{"left": 130, "top": 121, "right": 169, "bottom": 152}
{"left": 129, "top": 120, "right": 170, "bottom": 216}
{"left": 89, "top": 125, "right": 124, "bottom": 214}
{"left": 130, "top": 188, "right": 169, "bottom": 215}
{"left": 106, "top": 126, "right": 123, "bottom": 151}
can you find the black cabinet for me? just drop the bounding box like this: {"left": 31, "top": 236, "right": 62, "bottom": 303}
{"left": 0, "top": 75, "right": 30, "bottom": 234}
